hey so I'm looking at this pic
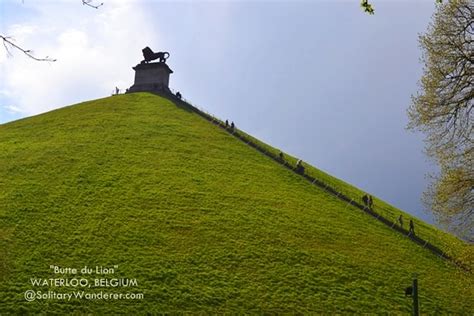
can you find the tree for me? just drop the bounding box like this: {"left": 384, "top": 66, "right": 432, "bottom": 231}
{"left": 408, "top": 0, "right": 473, "bottom": 240}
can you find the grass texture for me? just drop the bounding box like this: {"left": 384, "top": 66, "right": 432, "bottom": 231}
{"left": 0, "top": 93, "right": 472, "bottom": 314}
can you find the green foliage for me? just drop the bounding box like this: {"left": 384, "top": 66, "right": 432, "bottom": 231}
{"left": 408, "top": 0, "right": 473, "bottom": 239}
{"left": 360, "top": 0, "right": 375, "bottom": 15}
{"left": 359, "top": 1, "right": 444, "bottom": 15}
{"left": 0, "top": 93, "right": 472, "bottom": 313}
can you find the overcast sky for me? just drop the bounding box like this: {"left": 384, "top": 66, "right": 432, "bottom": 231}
{"left": 0, "top": 0, "right": 440, "bottom": 225}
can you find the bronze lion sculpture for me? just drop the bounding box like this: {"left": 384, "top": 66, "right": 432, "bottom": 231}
{"left": 141, "top": 47, "right": 170, "bottom": 63}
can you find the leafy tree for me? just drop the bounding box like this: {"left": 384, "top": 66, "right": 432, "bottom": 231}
{"left": 408, "top": 0, "right": 473, "bottom": 240}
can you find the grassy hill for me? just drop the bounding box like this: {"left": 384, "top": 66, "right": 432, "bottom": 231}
{"left": 0, "top": 93, "right": 472, "bottom": 314}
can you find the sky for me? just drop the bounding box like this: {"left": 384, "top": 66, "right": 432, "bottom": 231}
{"left": 0, "top": 0, "right": 440, "bottom": 225}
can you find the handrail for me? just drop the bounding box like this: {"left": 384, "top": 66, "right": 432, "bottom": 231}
{"left": 158, "top": 91, "right": 469, "bottom": 271}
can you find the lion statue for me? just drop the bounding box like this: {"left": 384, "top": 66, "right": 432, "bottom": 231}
{"left": 141, "top": 47, "right": 170, "bottom": 63}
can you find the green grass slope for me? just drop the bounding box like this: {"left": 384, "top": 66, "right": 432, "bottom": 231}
{"left": 234, "top": 128, "right": 471, "bottom": 260}
{"left": 0, "top": 93, "right": 472, "bottom": 314}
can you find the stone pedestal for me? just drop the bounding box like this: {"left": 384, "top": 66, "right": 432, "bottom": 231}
{"left": 127, "top": 62, "right": 173, "bottom": 93}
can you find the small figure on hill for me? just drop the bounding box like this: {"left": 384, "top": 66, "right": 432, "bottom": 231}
{"left": 368, "top": 195, "right": 373, "bottom": 209}
{"left": 225, "top": 120, "right": 229, "bottom": 127}
{"left": 115, "top": 86, "right": 120, "bottom": 95}
{"left": 176, "top": 91, "right": 182, "bottom": 100}
{"left": 296, "top": 159, "right": 305, "bottom": 174}
{"left": 398, "top": 215, "right": 403, "bottom": 228}
{"left": 409, "top": 219, "right": 415, "bottom": 235}
{"left": 279, "top": 151, "right": 284, "bottom": 161}
{"left": 362, "top": 195, "right": 369, "bottom": 207}
{"left": 230, "top": 121, "right": 235, "bottom": 131}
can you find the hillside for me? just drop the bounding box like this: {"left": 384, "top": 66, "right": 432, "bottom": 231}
{"left": 0, "top": 93, "right": 472, "bottom": 314}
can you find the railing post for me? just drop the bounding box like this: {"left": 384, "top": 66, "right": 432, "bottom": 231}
{"left": 413, "top": 276, "right": 419, "bottom": 316}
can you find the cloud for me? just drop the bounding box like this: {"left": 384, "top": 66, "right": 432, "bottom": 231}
{"left": 4, "top": 104, "right": 23, "bottom": 114}
{"left": 1, "top": 0, "right": 159, "bottom": 116}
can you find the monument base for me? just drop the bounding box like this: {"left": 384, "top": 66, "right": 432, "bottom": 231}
{"left": 127, "top": 83, "right": 171, "bottom": 94}
{"left": 127, "top": 62, "right": 173, "bottom": 94}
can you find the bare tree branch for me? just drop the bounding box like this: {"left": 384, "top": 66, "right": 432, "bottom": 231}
{"left": 82, "top": 0, "right": 103, "bottom": 9}
{"left": 1, "top": 35, "right": 56, "bottom": 62}
{"left": 1, "top": 1, "right": 104, "bottom": 62}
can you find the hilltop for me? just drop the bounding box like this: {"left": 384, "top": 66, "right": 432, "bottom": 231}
{"left": 0, "top": 93, "right": 472, "bottom": 314}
